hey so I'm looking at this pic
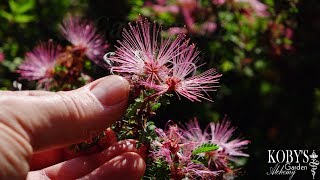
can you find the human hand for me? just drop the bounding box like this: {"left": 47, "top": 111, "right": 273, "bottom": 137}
{"left": 0, "top": 75, "right": 146, "bottom": 180}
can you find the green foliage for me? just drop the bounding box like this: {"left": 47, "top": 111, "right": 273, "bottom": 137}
{"left": 84, "top": 60, "right": 92, "bottom": 71}
{"left": 116, "top": 89, "right": 169, "bottom": 145}
{"left": 128, "top": 0, "right": 144, "bottom": 21}
{"left": 54, "top": 65, "right": 68, "bottom": 74}
{"left": 0, "top": 0, "right": 36, "bottom": 23}
{"left": 1, "top": 57, "right": 22, "bottom": 72}
{"left": 125, "top": 93, "right": 145, "bottom": 118}
{"left": 151, "top": 102, "right": 161, "bottom": 112}
{"left": 144, "top": 159, "right": 171, "bottom": 179}
{"left": 136, "top": 121, "right": 157, "bottom": 148}
{"left": 192, "top": 143, "right": 219, "bottom": 155}
{"left": 128, "top": 0, "right": 298, "bottom": 83}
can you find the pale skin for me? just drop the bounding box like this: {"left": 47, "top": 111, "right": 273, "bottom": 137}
{"left": 0, "top": 75, "right": 146, "bottom": 180}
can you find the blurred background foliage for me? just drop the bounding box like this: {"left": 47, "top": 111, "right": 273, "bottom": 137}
{"left": 0, "top": 0, "right": 319, "bottom": 178}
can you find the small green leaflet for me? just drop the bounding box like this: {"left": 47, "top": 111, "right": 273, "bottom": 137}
{"left": 151, "top": 102, "right": 161, "bottom": 111}
{"left": 192, "top": 143, "right": 219, "bottom": 155}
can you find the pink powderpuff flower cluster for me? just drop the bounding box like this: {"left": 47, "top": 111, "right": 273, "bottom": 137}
{"left": 213, "top": 0, "right": 269, "bottom": 17}
{"left": 180, "top": 118, "right": 250, "bottom": 169}
{"left": 18, "top": 16, "right": 107, "bottom": 88}
{"left": 59, "top": 16, "right": 109, "bottom": 65}
{"left": 141, "top": 0, "right": 269, "bottom": 35}
{"left": 109, "top": 19, "right": 222, "bottom": 102}
{"left": 0, "top": 51, "right": 5, "bottom": 62}
{"left": 213, "top": 0, "right": 226, "bottom": 5}
{"left": 235, "top": 0, "right": 269, "bottom": 17}
{"left": 17, "top": 40, "right": 62, "bottom": 88}
{"left": 151, "top": 118, "right": 249, "bottom": 179}
{"left": 151, "top": 125, "right": 219, "bottom": 179}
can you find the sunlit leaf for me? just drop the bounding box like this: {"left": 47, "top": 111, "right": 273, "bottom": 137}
{"left": 192, "top": 143, "right": 219, "bottom": 155}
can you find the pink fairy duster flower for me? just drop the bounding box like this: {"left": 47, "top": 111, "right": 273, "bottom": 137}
{"left": 177, "top": 0, "right": 198, "bottom": 10}
{"left": 152, "top": 5, "right": 180, "bottom": 14}
{"left": 152, "top": 143, "right": 173, "bottom": 164}
{"left": 59, "top": 16, "right": 108, "bottom": 65}
{"left": 155, "top": 125, "right": 184, "bottom": 153}
{"left": 182, "top": 162, "right": 220, "bottom": 179}
{"left": 152, "top": 125, "right": 218, "bottom": 179}
{"left": 180, "top": 118, "right": 208, "bottom": 143}
{"left": 18, "top": 41, "right": 61, "bottom": 88}
{"left": 200, "top": 21, "right": 217, "bottom": 34}
{"left": 178, "top": 0, "right": 197, "bottom": 33}
{"left": 181, "top": 118, "right": 250, "bottom": 169}
{"left": 109, "top": 19, "right": 221, "bottom": 102}
{"left": 156, "top": 0, "right": 167, "bottom": 6}
{"left": 285, "top": 28, "right": 293, "bottom": 39}
{"left": 168, "top": 27, "right": 188, "bottom": 35}
{"left": 152, "top": 126, "right": 192, "bottom": 162}
{"left": 235, "top": 0, "right": 269, "bottom": 17}
{"left": 207, "top": 120, "right": 250, "bottom": 169}
{"left": 0, "top": 52, "right": 5, "bottom": 62}
{"left": 213, "top": 0, "right": 226, "bottom": 5}
{"left": 110, "top": 19, "right": 188, "bottom": 84}
{"left": 209, "top": 120, "right": 250, "bottom": 158}
{"left": 151, "top": 126, "right": 185, "bottom": 165}
{"left": 159, "top": 45, "right": 222, "bottom": 102}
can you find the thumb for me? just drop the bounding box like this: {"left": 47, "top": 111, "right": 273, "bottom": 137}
{"left": 0, "top": 75, "right": 129, "bottom": 152}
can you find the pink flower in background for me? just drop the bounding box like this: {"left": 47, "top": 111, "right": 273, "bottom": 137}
{"left": 156, "top": 0, "right": 167, "bottom": 6}
{"left": 160, "top": 45, "right": 222, "bottom": 102}
{"left": 200, "top": 21, "right": 217, "bottom": 34}
{"left": 236, "top": 0, "right": 269, "bottom": 17}
{"left": 110, "top": 20, "right": 188, "bottom": 84}
{"left": 178, "top": 0, "right": 198, "bottom": 33}
{"left": 152, "top": 4, "right": 180, "bottom": 14}
{"left": 0, "top": 52, "right": 5, "bottom": 62}
{"left": 59, "top": 16, "right": 108, "bottom": 63}
{"left": 168, "top": 27, "right": 188, "bottom": 35}
{"left": 18, "top": 41, "right": 61, "bottom": 86}
{"left": 284, "top": 28, "right": 294, "bottom": 50}
{"left": 213, "top": 0, "right": 226, "bottom": 5}
{"left": 177, "top": 0, "right": 198, "bottom": 9}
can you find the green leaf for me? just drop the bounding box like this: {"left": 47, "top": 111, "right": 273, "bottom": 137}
{"left": 14, "top": 14, "right": 35, "bottom": 23}
{"left": 125, "top": 95, "right": 144, "bottom": 118}
{"left": 9, "top": 0, "right": 35, "bottom": 14}
{"left": 0, "top": 10, "right": 14, "bottom": 21}
{"left": 2, "top": 57, "right": 22, "bottom": 72}
{"left": 260, "top": 81, "right": 272, "bottom": 95}
{"left": 8, "top": 0, "right": 18, "bottom": 13}
{"left": 151, "top": 102, "right": 161, "bottom": 112}
{"left": 220, "top": 60, "right": 234, "bottom": 72}
{"left": 84, "top": 60, "right": 92, "bottom": 70}
{"left": 243, "top": 66, "right": 254, "bottom": 77}
{"left": 54, "top": 65, "right": 67, "bottom": 73}
{"left": 144, "top": 159, "right": 170, "bottom": 179}
{"left": 192, "top": 143, "right": 219, "bottom": 155}
{"left": 16, "top": 0, "right": 35, "bottom": 14}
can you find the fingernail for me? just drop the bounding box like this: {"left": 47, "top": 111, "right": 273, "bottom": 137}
{"left": 91, "top": 75, "right": 130, "bottom": 106}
